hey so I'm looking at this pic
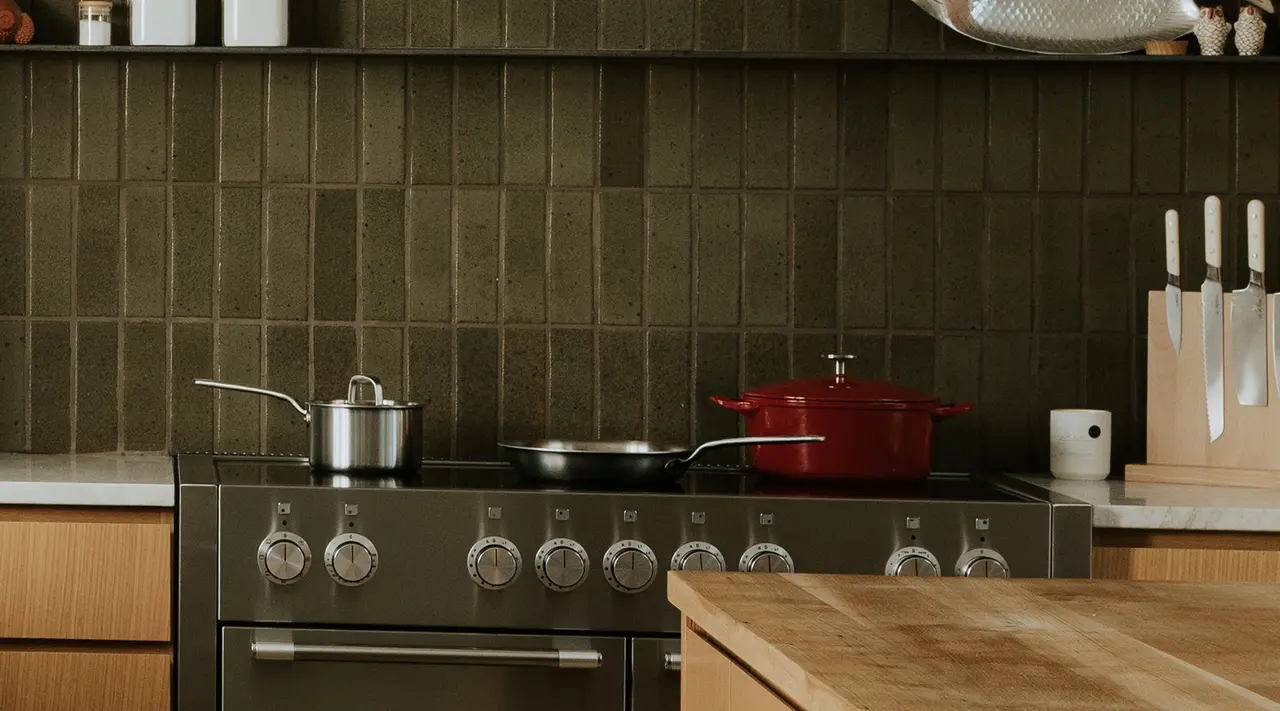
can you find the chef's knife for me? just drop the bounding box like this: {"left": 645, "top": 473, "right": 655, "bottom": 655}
{"left": 1203, "top": 196, "right": 1225, "bottom": 442}
{"left": 1165, "top": 209, "right": 1181, "bottom": 355}
{"left": 1232, "top": 200, "right": 1267, "bottom": 407}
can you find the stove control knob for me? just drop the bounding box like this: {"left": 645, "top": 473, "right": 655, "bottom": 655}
{"left": 671, "top": 542, "right": 726, "bottom": 572}
{"left": 885, "top": 547, "right": 940, "bottom": 577}
{"left": 603, "top": 540, "right": 657, "bottom": 594}
{"left": 467, "top": 537, "right": 522, "bottom": 590}
{"left": 257, "top": 531, "right": 311, "bottom": 585}
{"left": 955, "top": 548, "right": 1010, "bottom": 579}
{"left": 535, "top": 538, "right": 589, "bottom": 592}
{"left": 738, "top": 543, "right": 794, "bottom": 574}
{"left": 324, "top": 533, "right": 379, "bottom": 587}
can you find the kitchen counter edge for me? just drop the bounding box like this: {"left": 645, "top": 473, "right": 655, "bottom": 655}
{"left": 0, "top": 453, "right": 174, "bottom": 507}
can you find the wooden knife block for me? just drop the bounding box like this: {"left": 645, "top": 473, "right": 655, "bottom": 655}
{"left": 1126, "top": 290, "right": 1280, "bottom": 488}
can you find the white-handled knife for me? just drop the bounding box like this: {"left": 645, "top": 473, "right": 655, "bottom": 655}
{"left": 1165, "top": 209, "right": 1181, "bottom": 355}
{"left": 1203, "top": 196, "right": 1225, "bottom": 442}
{"left": 1232, "top": 200, "right": 1267, "bottom": 406}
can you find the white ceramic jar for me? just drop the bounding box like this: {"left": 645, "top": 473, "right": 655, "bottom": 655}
{"left": 130, "top": 0, "right": 197, "bottom": 46}
{"left": 223, "top": 0, "right": 288, "bottom": 47}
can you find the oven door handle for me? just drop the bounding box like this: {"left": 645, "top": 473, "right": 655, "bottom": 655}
{"left": 664, "top": 652, "right": 682, "bottom": 672}
{"left": 251, "top": 640, "right": 602, "bottom": 669}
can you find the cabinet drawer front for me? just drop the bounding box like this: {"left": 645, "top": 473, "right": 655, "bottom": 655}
{"left": 0, "top": 648, "right": 170, "bottom": 711}
{"left": 0, "top": 515, "right": 170, "bottom": 641}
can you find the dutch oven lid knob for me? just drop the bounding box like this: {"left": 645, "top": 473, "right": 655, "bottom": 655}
{"left": 347, "top": 374, "right": 385, "bottom": 405}
{"left": 825, "top": 354, "right": 857, "bottom": 380}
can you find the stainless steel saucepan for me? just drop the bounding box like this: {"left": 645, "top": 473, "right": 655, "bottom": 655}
{"left": 500, "top": 436, "right": 824, "bottom": 485}
{"left": 195, "top": 375, "right": 423, "bottom": 472}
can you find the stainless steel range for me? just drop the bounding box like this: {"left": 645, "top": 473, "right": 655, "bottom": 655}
{"left": 175, "top": 455, "right": 1091, "bottom": 711}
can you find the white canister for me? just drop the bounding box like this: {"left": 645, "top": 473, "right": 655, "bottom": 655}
{"left": 1049, "top": 409, "right": 1112, "bottom": 481}
{"left": 223, "top": 0, "right": 288, "bottom": 47}
{"left": 131, "top": 0, "right": 197, "bottom": 46}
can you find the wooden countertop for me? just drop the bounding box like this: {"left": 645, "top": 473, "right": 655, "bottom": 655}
{"left": 668, "top": 572, "right": 1280, "bottom": 711}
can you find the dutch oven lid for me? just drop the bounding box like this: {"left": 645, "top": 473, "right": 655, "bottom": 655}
{"left": 742, "top": 355, "right": 940, "bottom": 405}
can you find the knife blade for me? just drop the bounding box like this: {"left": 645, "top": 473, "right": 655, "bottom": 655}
{"left": 1232, "top": 200, "right": 1267, "bottom": 406}
{"left": 1165, "top": 209, "right": 1181, "bottom": 355}
{"left": 1203, "top": 196, "right": 1225, "bottom": 442}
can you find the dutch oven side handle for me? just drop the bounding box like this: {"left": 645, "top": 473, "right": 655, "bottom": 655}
{"left": 932, "top": 402, "right": 975, "bottom": 420}
{"left": 710, "top": 395, "right": 758, "bottom": 414}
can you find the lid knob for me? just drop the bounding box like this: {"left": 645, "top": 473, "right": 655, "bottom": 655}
{"left": 825, "top": 354, "right": 857, "bottom": 378}
{"left": 347, "top": 374, "right": 385, "bottom": 405}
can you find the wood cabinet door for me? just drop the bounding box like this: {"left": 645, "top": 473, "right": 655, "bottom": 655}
{"left": 1093, "top": 530, "right": 1280, "bottom": 582}
{"left": 682, "top": 624, "right": 795, "bottom": 711}
{"left": 0, "top": 648, "right": 170, "bottom": 711}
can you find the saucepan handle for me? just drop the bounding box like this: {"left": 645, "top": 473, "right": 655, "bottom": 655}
{"left": 669, "top": 435, "right": 825, "bottom": 469}
{"left": 932, "top": 402, "right": 975, "bottom": 420}
{"left": 710, "top": 395, "right": 758, "bottom": 414}
{"left": 193, "top": 379, "right": 310, "bottom": 422}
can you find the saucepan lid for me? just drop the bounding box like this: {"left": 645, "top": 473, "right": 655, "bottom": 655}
{"left": 312, "top": 375, "right": 423, "bottom": 410}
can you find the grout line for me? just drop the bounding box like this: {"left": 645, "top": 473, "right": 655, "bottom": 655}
{"left": 68, "top": 57, "right": 81, "bottom": 453}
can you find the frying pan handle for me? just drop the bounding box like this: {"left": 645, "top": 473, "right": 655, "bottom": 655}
{"left": 710, "top": 395, "right": 758, "bottom": 414}
{"left": 194, "top": 379, "right": 310, "bottom": 422}
{"left": 670, "top": 436, "right": 825, "bottom": 469}
{"left": 932, "top": 402, "right": 975, "bottom": 420}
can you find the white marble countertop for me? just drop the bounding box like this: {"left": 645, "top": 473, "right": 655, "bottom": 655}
{"left": 0, "top": 453, "right": 173, "bottom": 507}
{"left": 1016, "top": 474, "right": 1280, "bottom": 532}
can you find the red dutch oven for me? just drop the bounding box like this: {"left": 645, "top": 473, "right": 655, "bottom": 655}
{"left": 711, "top": 354, "right": 974, "bottom": 481}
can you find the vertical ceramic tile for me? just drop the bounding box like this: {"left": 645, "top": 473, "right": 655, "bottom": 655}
{"left": 697, "top": 0, "right": 744, "bottom": 50}
{"left": 889, "top": 65, "right": 935, "bottom": 191}
{"left": 696, "top": 65, "right": 742, "bottom": 188}
{"left": 842, "top": 196, "right": 886, "bottom": 329}
{"left": 793, "top": 334, "right": 838, "bottom": 379}
{"left": 458, "top": 0, "right": 504, "bottom": 47}
{"left": 504, "top": 63, "right": 549, "bottom": 185}
{"left": 1132, "top": 67, "right": 1183, "bottom": 195}
{"left": 1184, "top": 66, "right": 1231, "bottom": 195}
{"left": 503, "top": 190, "right": 548, "bottom": 323}
{"left": 0, "top": 60, "right": 24, "bottom": 179}
{"left": 501, "top": 328, "right": 548, "bottom": 440}
{"left": 457, "top": 63, "right": 503, "bottom": 185}
{"left": 744, "top": 332, "right": 788, "bottom": 389}
{"left": 507, "top": 0, "right": 551, "bottom": 47}
{"left": 0, "top": 188, "right": 24, "bottom": 315}
{"left": 219, "top": 188, "right": 263, "bottom": 319}
{"left": 742, "top": 193, "right": 787, "bottom": 327}
{"left": 550, "top": 62, "right": 597, "bottom": 187}
{"left": 1036, "top": 197, "right": 1082, "bottom": 333}
{"left": 410, "top": 64, "right": 453, "bottom": 185}
{"left": 1033, "top": 335, "right": 1082, "bottom": 463}
{"left": 889, "top": 334, "right": 934, "bottom": 394}
{"left": 361, "top": 327, "right": 405, "bottom": 396}
{"left": 981, "top": 334, "right": 1033, "bottom": 471}
{"left": 938, "top": 67, "right": 985, "bottom": 192}
{"left": 599, "top": 331, "right": 644, "bottom": 440}
{"left": 795, "top": 0, "right": 842, "bottom": 51}
{"left": 941, "top": 27, "right": 987, "bottom": 54}
{"left": 647, "top": 331, "right": 691, "bottom": 443}
{"left": 744, "top": 0, "right": 790, "bottom": 50}
{"left": 124, "top": 59, "right": 167, "bottom": 181}
{"left": 549, "top": 191, "right": 594, "bottom": 323}
{"left": 410, "top": 0, "right": 454, "bottom": 46}
{"left": 29, "top": 59, "right": 73, "bottom": 180}
{"left": 361, "top": 60, "right": 407, "bottom": 184}
{"left": 457, "top": 188, "right": 501, "bottom": 322}
{"left": 937, "top": 196, "right": 983, "bottom": 331}
{"left": 1037, "top": 65, "right": 1085, "bottom": 193}
{"left": 694, "top": 332, "right": 740, "bottom": 461}
{"left": 76, "top": 184, "right": 120, "bottom": 317}
{"left": 219, "top": 59, "right": 264, "bottom": 183}
{"left": 408, "top": 326, "right": 454, "bottom": 457}
{"left": 171, "top": 323, "right": 214, "bottom": 452}
{"left": 264, "top": 325, "right": 310, "bottom": 454}
{"left": 171, "top": 60, "right": 216, "bottom": 182}
{"left": 314, "top": 189, "right": 359, "bottom": 320}
{"left": 316, "top": 0, "right": 362, "bottom": 47}
{"left": 364, "top": 0, "right": 408, "bottom": 46}
{"left": 890, "top": 196, "right": 935, "bottom": 330}
{"left": 409, "top": 188, "right": 454, "bottom": 321}
{"left": 1086, "top": 67, "right": 1132, "bottom": 194}
{"left": 1236, "top": 66, "right": 1280, "bottom": 195}
{"left": 890, "top": 0, "right": 939, "bottom": 51}
{"left": 315, "top": 59, "right": 358, "bottom": 184}
{"left": 314, "top": 326, "right": 359, "bottom": 398}
{"left": 76, "top": 322, "right": 118, "bottom": 452}
{"left": 30, "top": 322, "right": 71, "bottom": 453}
{"left": 123, "top": 187, "right": 167, "bottom": 318}
{"left": 1130, "top": 198, "right": 1167, "bottom": 329}
{"left": 843, "top": 70, "right": 888, "bottom": 190}
{"left": 171, "top": 186, "right": 215, "bottom": 318}
{"left": 30, "top": 187, "right": 72, "bottom": 317}
{"left": 1084, "top": 198, "right": 1131, "bottom": 333}
{"left": 601, "top": 0, "right": 645, "bottom": 48}
{"left": 456, "top": 327, "right": 500, "bottom": 458}
{"left": 122, "top": 323, "right": 166, "bottom": 451}
{"left": 793, "top": 67, "right": 838, "bottom": 189}
{"left": 265, "top": 188, "right": 311, "bottom": 320}
{"left": 76, "top": 58, "right": 119, "bottom": 182}
{"left": 986, "top": 198, "right": 1033, "bottom": 331}
{"left": 933, "top": 336, "right": 981, "bottom": 469}
{"left": 647, "top": 194, "right": 692, "bottom": 327}
{"left": 651, "top": 0, "right": 694, "bottom": 49}
{"left": 600, "top": 63, "right": 645, "bottom": 187}
{"left": 548, "top": 328, "right": 595, "bottom": 438}
{"left": 844, "top": 0, "right": 890, "bottom": 51}
{"left": 744, "top": 67, "right": 790, "bottom": 188}
{"left": 1085, "top": 336, "right": 1132, "bottom": 466}
{"left": 266, "top": 59, "right": 312, "bottom": 183}
{"left": 552, "top": 0, "right": 598, "bottom": 48}
{"left": 696, "top": 194, "right": 741, "bottom": 326}
{"left": 600, "top": 192, "right": 645, "bottom": 325}
{"left": 987, "top": 68, "right": 1036, "bottom": 192}
{"left": 360, "top": 190, "right": 404, "bottom": 321}
{"left": 793, "top": 195, "right": 838, "bottom": 328}
{"left": 648, "top": 64, "right": 693, "bottom": 188}
{"left": 216, "top": 324, "right": 263, "bottom": 451}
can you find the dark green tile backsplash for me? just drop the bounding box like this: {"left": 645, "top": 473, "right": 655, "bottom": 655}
{"left": 3, "top": 0, "right": 1270, "bottom": 474}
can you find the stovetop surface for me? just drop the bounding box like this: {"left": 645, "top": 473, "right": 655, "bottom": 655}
{"left": 189, "top": 455, "right": 1024, "bottom": 502}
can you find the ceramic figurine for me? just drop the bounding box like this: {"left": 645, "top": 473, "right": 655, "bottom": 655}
{"left": 0, "top": 0, "right": 33, "bottom": 44}
{"left": 1236, "top": 5, "right": 1267, "bottom": 55}
{"left": 1194, "top": 5, "right": 1231, "bottom": 55}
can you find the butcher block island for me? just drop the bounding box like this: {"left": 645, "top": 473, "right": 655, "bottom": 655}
{"left": 668, "top": 572, "right": 1280, "bottom": 711}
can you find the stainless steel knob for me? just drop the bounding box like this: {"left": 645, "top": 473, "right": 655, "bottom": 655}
{"left": 955, "top": 548, "right": 1010, "bottom": 579}
{"left": 885, "top": 547, "right": 940, "bottom": 577}
{"left": 603, "top": 540, "right": 657, "bottom": 594}
{"left": 324, "top": 533, "right": 379, "bottom": 586}
{"left": 738, "top": 543, "right": 793, "bottom": 573}
{"left": 670, "top": 542, "right": 726, "bottom": 572}
{"left": 467, "top": 537, "right": 522, "bottom": 590}
{"left": 535, "top": 538, "right": 589, "bottom": 592}
{"left": 257, "top": 531, "right": 311, "bottom": 585}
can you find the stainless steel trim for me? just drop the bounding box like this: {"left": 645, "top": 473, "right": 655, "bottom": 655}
{"left": 663, "top": 653, "right": 682, "bottom": 672}
{"left": 250, "top": 640, "right": 603, "bottom": 669}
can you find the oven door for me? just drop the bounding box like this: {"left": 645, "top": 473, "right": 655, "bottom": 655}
{"left": 631, "top": 637, "right": 681, "bottom": 711}
{"left": 222, "top": 627, "right": 626, "bottom": 711}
